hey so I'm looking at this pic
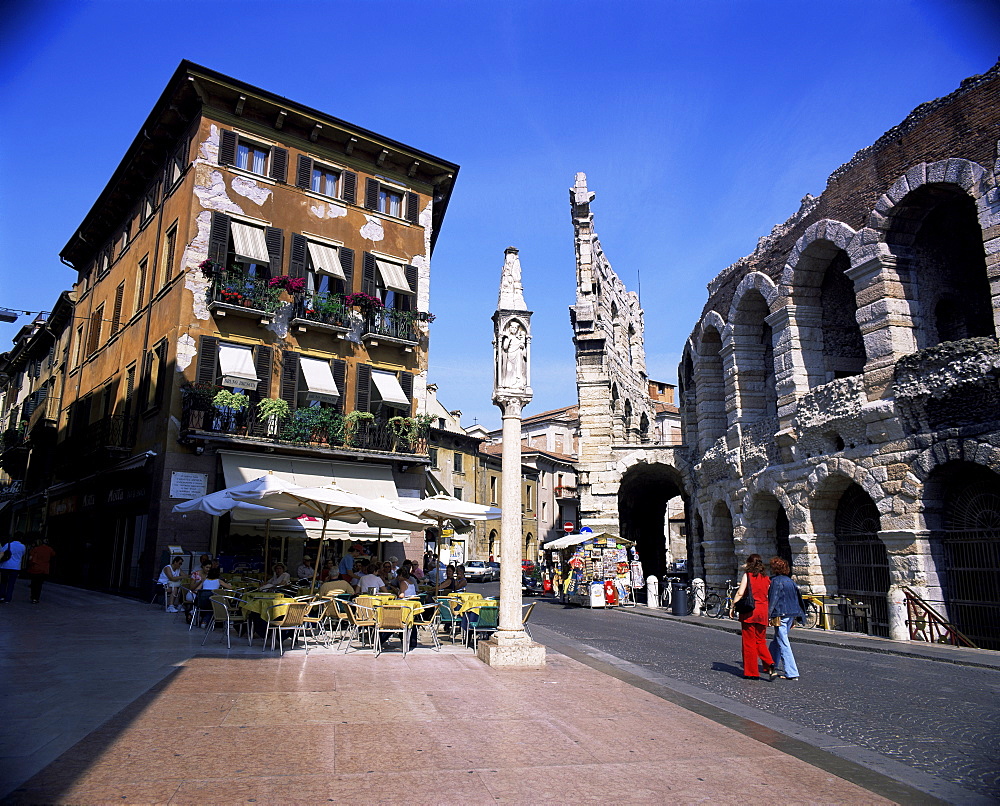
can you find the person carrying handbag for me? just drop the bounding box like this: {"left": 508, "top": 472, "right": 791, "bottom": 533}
{"left": 0, "top": 532, "right": 27, "bottom": 604}
{"left": 729, "top": 553, "right": 775, "bottom": 680}
{"left": 767, "top": 556, "right": 805, "bottom": 680}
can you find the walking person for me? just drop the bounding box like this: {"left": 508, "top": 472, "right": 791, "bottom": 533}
{"left": 768, "top": 556, "right": 804, "bottom": 680}
{"left": 26, "top": 538, "right": 56, "bottom": 604}
{"left": 0, "top": 532, "right": 27, "bottom": 604}
{"left": 729, "top": 553, "right": 775, "bottom": 680}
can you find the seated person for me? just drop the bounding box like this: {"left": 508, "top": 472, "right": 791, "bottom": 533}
{"left": 319, "top": 574, "right": 355, "bottom": 597}
{"left": 453, "top": 564, "right": 468, "bottom": 591}
{"left": 353, "top": 562, "right": 389, "bottom": 594}
{"left": 189, "top": 561, "right": 212, "bottom": 583}
{"left": 437, "top": 565, "right": 459, "bottom": 593}
{"left": 158, "top": 556, "right": 186, "bottom": 612}
{"left": 396, "top": 567, "right": 420, "bottom": 599}
{"left": 194, "top": 568, "right": 232, "bottom": 625}
{"left": 261, "top": 563, "right": 291, "bottom": 590}
{"left": 319, "top": 560, "right": 336, "bottom": 582}
{"left": 296, "top": 556, "right": 315, "bottom": 580}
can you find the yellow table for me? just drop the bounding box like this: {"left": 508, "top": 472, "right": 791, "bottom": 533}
{"left": 240, "top": 593, "right": 296, "bottom": 619}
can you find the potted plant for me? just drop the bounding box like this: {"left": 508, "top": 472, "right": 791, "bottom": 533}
{"left": 343, "top": 410, "right": 374, "bottom": 447}
{"left": 344, "top": 292, "right": 384, "bottom": 318}
{"left": 268, "top": 275, "right": 306, "bottom": 294}
{"left": 257, "top": 397, "right": 291, "bottom": 437}
{"left": 212, "top": 389, "right": 250, "bottom": 411}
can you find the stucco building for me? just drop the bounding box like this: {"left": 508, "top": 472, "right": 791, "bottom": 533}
{"left": 0, "top": 62, "right": 458, "bottom": 594}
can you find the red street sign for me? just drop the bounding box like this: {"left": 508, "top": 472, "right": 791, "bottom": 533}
{"left": 563, "top": 522, "right": 574, "bottom": 533}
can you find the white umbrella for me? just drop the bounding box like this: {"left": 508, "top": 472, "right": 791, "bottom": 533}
{"left": 172, "top": 473, "right": 305, "bottom": 574}
{"left": 397, "top": 494, "right": 501, "bottom": 594}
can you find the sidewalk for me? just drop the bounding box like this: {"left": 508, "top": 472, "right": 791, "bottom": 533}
{"left": 616, "top": 604, "right": 1000, "bottom": 671}
{"left": 0, "top": 581, "right": 928, "bottom": 805}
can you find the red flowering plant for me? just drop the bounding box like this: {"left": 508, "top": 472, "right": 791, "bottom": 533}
{"left": 268, "top": 275, "right": 306, "bottom": 293}
{"left": 344, "top": 292, "right": 384, "bottom": 315}
{"left": 199, "top": 259, "right": 223, "bottom": 278}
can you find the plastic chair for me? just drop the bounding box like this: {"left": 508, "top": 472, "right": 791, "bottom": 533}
{"left": 202, "top": 595, "right": 253, "bottom": 648}
{"left": 435, "top": 598, "right": 462, "bottom": 644}
{"left": 466, "top": 605, "right": 499, "bottom": 651}
{"left": 263, "top": 601, "right": 311, "bottom": 655}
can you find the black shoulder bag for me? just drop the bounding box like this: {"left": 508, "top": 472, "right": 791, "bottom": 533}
{"left": 733, "top": 577, "right": 756, "bottom": 615}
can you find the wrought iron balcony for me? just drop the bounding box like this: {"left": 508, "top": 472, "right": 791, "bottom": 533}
{"left": 207, "top": 270, "right": 283, "bottom": 317}
{"left": 555, "top": 485, "right": 579, "bottom": 500}
{"left": 60, "top": 414, "right": 136, "bottom": 461}
{"left": 291, "top": 291, "right": 353, "bottom": 331}
{"left": 363, "top": 308, "right": 419, "bottom": 344}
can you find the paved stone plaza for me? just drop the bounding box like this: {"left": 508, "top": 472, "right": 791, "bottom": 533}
{"left": 0, "top": 582, "right": 927, "bottom": 805}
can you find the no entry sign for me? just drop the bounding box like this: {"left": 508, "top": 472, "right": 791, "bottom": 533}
{"left": 563, "top": 521, "right": 574, "bottom": 533}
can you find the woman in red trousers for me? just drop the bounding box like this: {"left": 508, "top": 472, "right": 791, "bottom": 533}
{"left": 729, "top": 553, "right": 775, "bottom": 680}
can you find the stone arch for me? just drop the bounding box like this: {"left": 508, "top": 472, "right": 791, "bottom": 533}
{"left": 695, "top": 313, "right": 727, "bottom": 452}
{"left": 703, "top": 499, "right": 737, "bottom": 585}
{"left": 743, "top": 490, "right": 791, "bottom": 566}
{"left": 781, "top": 221, "right": 866, "bottom": 387}
{"left": 806, "top": 459, "right": 884, "bottom": 535}
{"left": 727, "top": 280, "right": 777, "bottom": 427}
{"left": 912, "top": 438, "right": 1000, "bottom": 486}
{"left": 618, "top": 461, "right": 689, "bottom": 581}
{"left": 679, "top": 341, "right": 698, "bottom": 450}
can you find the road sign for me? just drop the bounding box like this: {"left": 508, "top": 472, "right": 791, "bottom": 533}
{"left": 563, "top": 521, "right": 574, "bottom": 533}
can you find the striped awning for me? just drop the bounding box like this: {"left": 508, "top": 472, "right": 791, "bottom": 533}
{"left": 307, "top": 241, "right": 345, "bottom": 279}
{"left": 231, "top": 222, "right": 270, "bottom": 263}
{"left": 375, "top": 258, "right": 411, "bottom": 294}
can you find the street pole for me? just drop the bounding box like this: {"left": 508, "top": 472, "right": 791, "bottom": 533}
{"left": 479, "top": 246, "right": 545, "bottom": 667}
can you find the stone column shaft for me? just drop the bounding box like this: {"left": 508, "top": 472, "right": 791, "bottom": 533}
{"left": 497, "top": 402, "right": 526, "bottom": 638}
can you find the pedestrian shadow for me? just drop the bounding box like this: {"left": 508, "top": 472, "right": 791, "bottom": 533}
{"left": 712, "top": 661, "right": 744, "bottom": 678}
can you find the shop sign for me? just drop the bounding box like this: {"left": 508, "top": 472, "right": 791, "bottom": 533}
{"left": 106, "top": 486, "right": 148, "bottom": 505}
{"left": 169, "top": 471, "right": 208, "bottom": 500}
{"left": 48, "top": 495, "right": 79, "bottom": 516}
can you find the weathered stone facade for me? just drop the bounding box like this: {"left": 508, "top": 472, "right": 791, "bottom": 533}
{"left": 569, "top": 173, "right": 688, "bottom": 580}
{"left": 679, "top": 62, "right": 1000, "bottom": 645}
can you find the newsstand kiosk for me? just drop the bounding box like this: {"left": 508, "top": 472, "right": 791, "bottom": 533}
{"left": 543, "top": 532, "right": 637, "bottom": 608}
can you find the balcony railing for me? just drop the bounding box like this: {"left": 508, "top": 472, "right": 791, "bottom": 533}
{"left": 555, "top": 485, "right": 578, "bottom": 499}
{"left": 27, "top": 394, "right": 60, "bottom": 432}
{"left": 63, "top": 414, "right": 137, "bottom": 457}
{"left": 181, "top": 396, "right": 427, "bottom": 456}
{"left": 364, "top": 308, "right": 419, "bottom": 343}
{"left": 208, "top": 270, "right": 283, "bottom": 315}
{"left": 292, "top": 291, "right": 353, "bottom": 330}
{"left": 0, "top": 427, "right": 26, "bottom": 452}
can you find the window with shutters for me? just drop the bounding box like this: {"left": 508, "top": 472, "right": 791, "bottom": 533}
{"left": 144, "top": 339, "right": 168, "bottom": 412}
{"left": 364, "top": 178, "right": 420, "bottom": 224}
{"left": 312, "top": 164, "right": 339, "bottom": 197}
{"left": 429, "top": 447, "right": 438, "bottom": 469}
{"left": 119, "top": 222, "right": 131, "bottom": 257}
{"left": 454, "top": 452, "right": 464, "bottom": 474}
{"left": 166, "top": 138, "right": 188, "bottom": 188}
{"left": 135, "top": 256, "right": 148, "bottom": 314}
{"left": 110, "top": 283, "right": 125, "bottom": 337}
{"left": 296, "top": 155, "right": 355, "bottom": 203}
{"left": 73, "top": 326, "right": 84, "bottom": 369}
{"left": 296, "top": 356, "right": 346, "bottom": 415}
{"left": 302, "top": 237, "right": 351, "bottom": 297}
{"left": 363, "top": 252, "right": 415, "bottom": 312}
{"left": 141, "top": 182, "right": 159, "bottom": 223}
{"left": 161, "top": 223, "right": 178, "bottom": 289}
{"left": 218, "top": 129, "right": 287, "bottom": 183}
{"left": 208, "top": 212, "right": 281, "bottom": 281}
{"left": 87, "top": 305, "right": 104, "bottom": 356}
{"left": 124, "top": 363, "right": 136, "bottom": 417}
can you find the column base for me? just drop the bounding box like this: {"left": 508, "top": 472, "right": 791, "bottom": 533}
{"left": 476, "top": 633, "right": 546, "bottom": 668}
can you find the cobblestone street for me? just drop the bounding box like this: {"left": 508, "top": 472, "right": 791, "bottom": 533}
{"left": 531, "top": 598, "right": 1000, "bottom": 801}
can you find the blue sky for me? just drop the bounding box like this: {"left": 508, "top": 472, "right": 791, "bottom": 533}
{"left": 1, "top": 0, "right": 998, "bottom": 430}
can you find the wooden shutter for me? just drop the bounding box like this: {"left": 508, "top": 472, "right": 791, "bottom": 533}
{"left": 111, "top": 283, "right": 125, "bottom": 336}
{"left": 355, "top": 363, "right": 371, "bottom": 413}
{"left": 364, "top": 178, "right": 379, "bottom": 210}
{"left": 340, "top": 247, "right": 355, "bottom": 292}
{"left": 405, "top": 264, "right": 418, "bottom": 296}
{"left": 296, "top": 155, "right": 313, "bottom": 189}
{"left": 196, "top": 336, "right": 219, "bottom": 386}
{"left": 406, "top": 192, "right": 420, "bottom": 224}
{"left": 208, "top": 212, "right": 230, "bottom": 265}
{"left": 219, "top": 129, "right": 237, "bottom": 166}
{"left": 342, "top": 171, "right": 357, "bottom": 204}
{"left": 254, "top": 345, "right": 273, "bottom": 400}
{"left": 400, "top": 371, "right": 414, "bottom": 405}
{"left": 289, "top": 234, "right": 307, "bottom": 278}
{"left": 332, "top": 359, "right": 346, "bottom": 413}
{"left": 270, "top": 147, "right": 288, "bottom": 183}
{"left": 361, "top": 252, "right": 377, "bottom": 296}
{"left": 280, "top": 351, "right": 299, "bottom": 405}
{"left": 265, "top": 227, "right": 284, "bottom": 273}
{"left": 153, "top": 341, "right": 168, "bottom": 407}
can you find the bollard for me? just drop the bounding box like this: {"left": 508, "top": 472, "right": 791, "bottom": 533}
{"left": 691, "top": 578, "right": 706, "bottom": 616}
{"left": 646, "top": 575, "right": 659, "bottom": 608}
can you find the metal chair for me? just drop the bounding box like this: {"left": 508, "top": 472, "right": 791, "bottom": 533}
{"left": 202, "top": 595, "right": 253, "bottom": 648}
{"left": 301, "top": 598, "right": 340, "bottom": 648}
{"left": 521, "top": 601, "right": 537, "bottom": 640}
{"left": 411, "top": 602, "right": 442, "bottom": 651}
{"left": 341, "top": 600, "right": 378, "bottom": 653}
{"left": 435, "top": 598, "right": 462, "bottom": 644}
{"left": 374, "top": 604, "right": 411, "bottom": 657}
{"left": 466, "top": 605, "right": 499, "bottom": 651}
{"left": 263, "top": 601, "right": 311, "bottom": 655}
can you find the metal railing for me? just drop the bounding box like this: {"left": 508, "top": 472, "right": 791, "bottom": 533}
{"left": 364, "top": 308, "right": 419, "bottom": 343}
{"left": 208, "top": 270, "right": 283, "bottom": 314}
{"left": 0, "top": 428, "right": 26, "bottom": 452}
{"left": 27, "top": 394, "right": 60, "bottom": 431}
{"left": 63, "top": 414, "right": 136, "bottom": 456}
{"left": 902, "top": 586, "right": 977, "bottom": 648}
{"left": 554, "top": 485, "right": 578, "bottom": 499}
{"left": 181, "top": 398, "right": 427, "bottom": 455}
{"left": 293, "top": 291, "right": 353, "bottom": 329}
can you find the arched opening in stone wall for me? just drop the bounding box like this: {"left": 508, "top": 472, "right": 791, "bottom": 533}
{"left": 887, "top": 184, "right": 993, "bottom": 349}
{"left": 706, "top": 500, "right": 737, "bottom": 583}
{"left": 680, "top": 351, "right": 697, "bottom": 449}
{"left": 790, "top": 241, "right": 865, "bottom": 386}
{"left": 618, "top": 462, "right": 687, "bottom": 581}
{"left": 488, "top": 529, "right": 497, "bottom": 561}
{"left": 696, "top": 326, "right": 725, "bottom": 452}
{"left": 731, "top": 289, "right": 777, "bottom": 427}
{"left": 524, "top": 532, "right": 535, "bottom": 562}
{"left": 639, "top": 412, "right": 650, "bottom": 442}
{"left": 924, "top": 461, "right": 1000, "bottom": 650}
{"left": 691, "top": 511, "right": 705, "bottom": 579}
{"left": 746, "top": 492, "right": 791, "bottom": 566}
{"left": 834, "top": 483, "right": 889, "bottom": 637}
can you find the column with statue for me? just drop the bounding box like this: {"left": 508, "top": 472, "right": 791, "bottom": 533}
{"left": 478, "top": 246, "right": 546, "bottom": 667}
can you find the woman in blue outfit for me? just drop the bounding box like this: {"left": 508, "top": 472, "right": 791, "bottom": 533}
{"left": 767, "top": 556, "right": 804, "bottom": 680}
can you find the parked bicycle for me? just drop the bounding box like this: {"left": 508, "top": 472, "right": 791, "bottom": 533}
{"left": 704, "top": 579, "right": 738, "bottom": 618}
{"left": 660, "top": 576, "right": 693, "bottom": 615}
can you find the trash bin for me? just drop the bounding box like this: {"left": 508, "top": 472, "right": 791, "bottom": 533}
{"left": 671, "top": 582, "right": 687, "bottom": 616}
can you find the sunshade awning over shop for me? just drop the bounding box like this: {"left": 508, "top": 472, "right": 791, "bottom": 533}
{"left": 218, "top": 344, "right": 259, "bottom": 390}
{"left": 543, "top": 532, "right": 635, "bottom": 550}
{"left": 371, "top": 371, "right": 409, "bottom": 407}
{"left": 375, "top": 258, "right": 411, "bottom": 294}
{"left": 307, "top": 241, "right": 346, "bottom": 279}
{"left": 299, "top": 356, "right": 340, "bottom": 403}
{"left": 230, "top": 221, "right": 270, "bottom": 263}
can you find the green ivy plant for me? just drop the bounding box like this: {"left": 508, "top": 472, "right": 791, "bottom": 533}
{"left": 343, "top": 410, "right": 374, "bottom": 446}
{"left": 212, "top": 390, "right": 250, "bottom": 411}
{"left": 256, "top": 397, "right": 291, "bottom": 423}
